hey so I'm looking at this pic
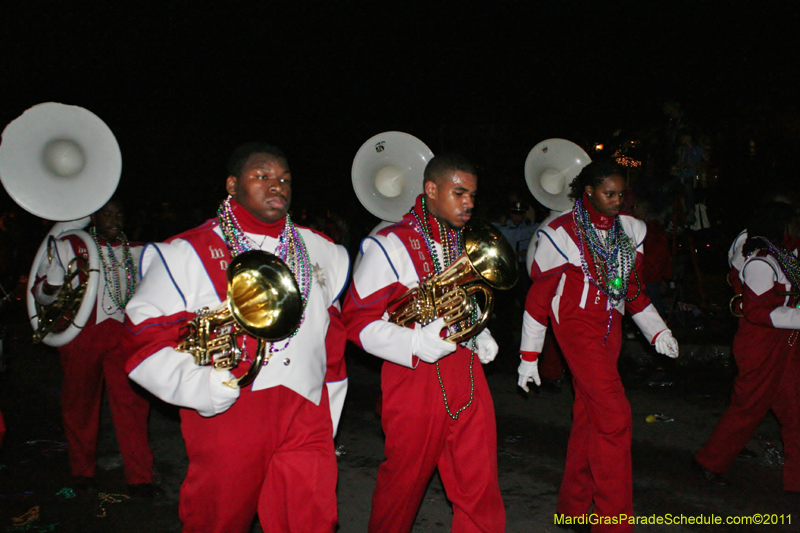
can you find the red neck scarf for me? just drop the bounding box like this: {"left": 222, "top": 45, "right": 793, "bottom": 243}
{"left": 226, "top": 198, "right": 286, "bottom": 238}
{"left": 407, "top": 195, "right": 447, "bottom": 244}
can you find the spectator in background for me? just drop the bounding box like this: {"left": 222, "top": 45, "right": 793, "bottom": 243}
{"left": 494, "top": 200, "right": 538, "bottom": 306}
{"left": 494, "top": 201, "right": 538, "bottom": 267}
{"left": 633, "top": 196, "right": 673, "bottom": 320}
{"left": 673, "top": 130, "right": 708, "bottom": 225}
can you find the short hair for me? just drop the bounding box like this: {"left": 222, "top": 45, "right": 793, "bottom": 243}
{"left": 227, "top": 142, "right": 288, "bottom": 178}
{"left": 423, "top": 153, "right": 476, "bottom": 184}
{"left": 97, "top": 195, "right": 124, "bottom": 214}
{"left": 568, "top": 160, "right": 625, "bottom": 199}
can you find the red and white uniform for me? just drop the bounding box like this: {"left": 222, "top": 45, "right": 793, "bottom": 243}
{"left": 695, "top": 245, "right": 800, "bottom": 491}
{"left": 342, "top": 196, "right": 505, "bottom": 533}
{"left": 525, "top": 210, "right": 566, "bottom": 382}
{"left": 728, "top": 230, "right": 748, "bottom": 296}
{"left": 520, "top": 196, "right": 669, "bottom": 532}
{"left": 124, "top": 201, "right": 350, "bottom": 533}
{"left": 727, "top": 230, "right": 800, "bottom": 315}
{"left": 32, "top": 232, "right": 153, "bottom": 485}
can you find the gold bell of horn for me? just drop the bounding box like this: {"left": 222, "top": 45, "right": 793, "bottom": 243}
{"left": 388, "top": 218, "right": 518, "bottom": 344}
{"left": 176, "top": 250, "right": 303, "bottom": 389}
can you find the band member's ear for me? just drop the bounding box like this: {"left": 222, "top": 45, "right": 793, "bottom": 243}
{"left": 424, "top": 179, "right": 438, "bottom": 200}
{"left": 225, "top": 176, "right": 238, "bottom": 196}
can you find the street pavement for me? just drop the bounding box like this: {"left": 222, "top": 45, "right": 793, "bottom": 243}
{"left": 1, "top": 309, "right": 799, "bottom": 532}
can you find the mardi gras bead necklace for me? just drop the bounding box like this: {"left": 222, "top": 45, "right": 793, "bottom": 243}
{"left": 748, "top": 236, "right": 800, "bottom": 345}
{"left": 412, "top": 196, "right": 476, "bottom": 420}
{"left": 217, "top": 195, "right": 312, "bottom": 357}
{"left": 573, "top": 197, "right": 641, "bottom": 340}
{"left": 89, "top": 226, "right": 137, "bottom": 312}
{"left": 751, "top": 236, "right": 800, "bottom": 301}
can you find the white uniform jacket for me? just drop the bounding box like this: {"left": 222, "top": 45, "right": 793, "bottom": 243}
{"left": 33, "top": 230, "right": 142, "bottom": 326}
{"left": 125, "top": 221, "right": 350, "bottom": 414}
{"left": 740, "top": 250, "right": 800, "bottom": 330}
{"left": 348, "top": 230, "right": 437, "bottom": 368}
{"left": 345, "top": 219, "right": 492, "bottom": 368}
{"left": 521, "top": 209, "right": 668, "bottom": 355}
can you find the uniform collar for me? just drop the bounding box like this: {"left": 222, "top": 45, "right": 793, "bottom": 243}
{"left": 408, "top": 194, "right": 449, "bottom": 243}
{"left": 228, "top": 199, "right": 286, "bottom": 238}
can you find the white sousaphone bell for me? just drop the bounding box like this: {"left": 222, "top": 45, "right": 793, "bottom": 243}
{"left": 523, "top": 138, "right": 592, "bottom": 276}
{"left": 524, "top": 138, "right": 592, "bottom": 213}
{"left": 0, "top": 102, "right": 122, "bottom": 347}
{"left": 351, "top": 131, "right": 434, "bottom": 229}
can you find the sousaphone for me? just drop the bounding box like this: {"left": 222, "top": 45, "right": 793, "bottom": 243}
{"left": 523, "top": 139, "right": 592, "bottom": 276}
{"left": 351, "top": 131, "right": 433, "bottom": 226}
{"left": 524, "top": 138, "right": 592, "bottom": 213}
{"left": 0, "top": 102, "right": 122, "bottom": 347}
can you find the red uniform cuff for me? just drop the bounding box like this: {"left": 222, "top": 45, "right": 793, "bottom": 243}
{"left": 520, "top": 351, "right": 539, "bottom": 362}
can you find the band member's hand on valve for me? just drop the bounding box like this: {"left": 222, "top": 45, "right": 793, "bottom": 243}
{"left": 412, "top": 317, "right": 457, "bottom": 363}
{"left": 474, "top": 329, "right": 499, "bottom": 364}
{"left": 205, "top": 367, "right": 241, "bottom": 415}
{"left": 654, "top": 330, "right": 679, "bottom": 358}
{"left": 517, "top": 358, "right": 541, "bottom": 392}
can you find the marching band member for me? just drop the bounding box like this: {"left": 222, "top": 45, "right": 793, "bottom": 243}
{"left": 342, "top": 154, "right": 505, "bottom": 533}
{"left": 124, "top": 143, "right": 349, "bottom": 533}
{"left": 517, "top": 160, "right": 679, "bottom": 532}
{"left": 694, "top": 201, "right": 800, "bottom": 491}
{"left": 32, "top": 198, "right": 157, "bottom": 496}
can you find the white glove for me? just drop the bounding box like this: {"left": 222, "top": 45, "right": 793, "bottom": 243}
{"left": 517, "top": 359, "right": 541, "bottom": 392}
{"left": 127, "top": 350, "right": 240, "bottom": 417}
{"left": 203, "top": 367, "right": 240, "bottom": 417}
{"left": 654, "top": 330, "right": 679, "bottom": 359}
{"left": 412, "top": 317, "right": 457, "bottom": 363}
{"left": 45, "top": 261, "right": 65, "bottom": 286}
{"left": 474, "top": 329, "right": 499, "bottom": 364}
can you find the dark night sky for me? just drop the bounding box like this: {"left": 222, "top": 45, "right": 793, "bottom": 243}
{"left": 2, "top": 1, "right": 799, "bottom": 230}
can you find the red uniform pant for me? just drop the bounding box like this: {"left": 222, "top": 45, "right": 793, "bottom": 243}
{"left": 539, "top": 328, "right": 566, "bottom": 381}
{"left": 179, "top": 385, "right": 338, "bottom": 533}
{"left": 369, "top": 351, "right": 505, "bottom": 533}
{"left": 59, "top": 319, "right": 153, "bottom": 484}
{"left": 554, "top": 313, "right": 633, "bottom": 533}
{"left": 695, "top": 325, "right": 800, "bottom": 492}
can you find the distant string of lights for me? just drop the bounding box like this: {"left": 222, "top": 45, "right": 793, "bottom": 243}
{"left": 593, "top": 142, "right": 642, "bottom": 168}
{"left": 615, "top": 154, "right": 641, "bottom": 168}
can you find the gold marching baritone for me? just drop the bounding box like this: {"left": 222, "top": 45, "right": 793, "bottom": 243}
{"left": 174, "top": 249, "right": 302, "bottom": 389}
{"left": 350, "top": 131, "right": 519, "bottom": 344}
{"left": 388, "top": 218, "right": 519, "bottom": 343}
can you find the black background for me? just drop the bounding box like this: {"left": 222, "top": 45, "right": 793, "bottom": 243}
{"left": 2, "top": 1, "right": 799, "bottom": 233}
